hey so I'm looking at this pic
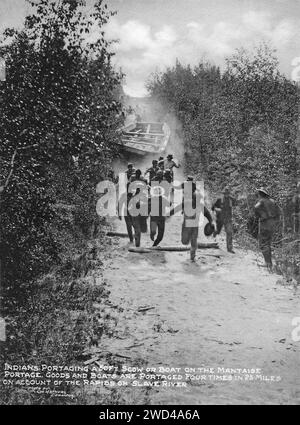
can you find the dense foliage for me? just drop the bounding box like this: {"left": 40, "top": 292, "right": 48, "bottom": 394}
{"left": 0, "top": 0, "right": 123, "bottom": 297}
{"left": 147, "top": 45, "right": 300, "bottom": 278}
{"left": 0, "top": 0, "right": 125, "bottom": 404}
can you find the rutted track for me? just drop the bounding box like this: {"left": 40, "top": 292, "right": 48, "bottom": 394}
{"left": 99, "top": 214, "right": 300, "bottom": 404}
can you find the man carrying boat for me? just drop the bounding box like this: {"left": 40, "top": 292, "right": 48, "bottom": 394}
{"left": 158, "top": 154, "right": 180, "bottom": 181}
{"left": 131, "top": 168, "right": 148, "bottom": 184}
{"left": 144, "top": 160, "right": 159, "bottom": 184}
{"left": 125, "top": 163, "right": 136, "bottom": 182}
{"left": 151, "top": 169, "right": 164, "bottom": 184}
{"left": 163, "top": 169, "right": 173, "bottom": 184}
{"left": 119, "top": 179, "right": 149, "bottom": 247}
{"left": 158, "top": 156, "right": 165, "bottom": 171}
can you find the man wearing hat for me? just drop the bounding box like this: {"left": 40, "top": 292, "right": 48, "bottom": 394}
{"left": 254, "top": 188, "right": 280, "bottom": 269}
{"left": 158, "top": 154, "right": 180, "bottom": 181}
{"left": 212, "top": 187, "right": 236, "bottom": 253}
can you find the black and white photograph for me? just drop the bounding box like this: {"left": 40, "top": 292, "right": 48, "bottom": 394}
{"left": 0, "top": 0, "right": 299, "bottom": 407}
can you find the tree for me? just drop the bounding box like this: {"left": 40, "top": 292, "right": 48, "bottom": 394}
{"left": 0, "top": 0, "right": 123, "bottom": 296}
{"left": 147, "top": 44, "right": 300, "bottom": 246}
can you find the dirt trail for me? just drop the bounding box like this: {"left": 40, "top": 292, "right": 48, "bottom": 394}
{"left": 100, "top": 144, "right": 300, "bottom": 404}
{"left": 99, "top": 212, "right": 300, "bottom": 405}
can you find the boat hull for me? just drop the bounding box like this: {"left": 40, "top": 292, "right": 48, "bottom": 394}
{"left": 119, "top": 121, "right": 170, "bottom": 156}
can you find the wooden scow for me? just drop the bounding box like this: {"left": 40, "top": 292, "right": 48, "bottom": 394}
{"left": 118, "top": 120, "right": 171, "bottom": 156}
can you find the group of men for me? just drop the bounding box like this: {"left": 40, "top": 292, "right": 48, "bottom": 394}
{"left": 120, "top": 157, "right": 282, "bottom": 267}
{"left": 120, "top": 154, "right": 181, "bottom": 249}
{"left": 210, "top": 186, "right": 281, "bottom": 269}
{"left": 120, "top": 156, "right": 217, "bottom": 261}
{"left": 125, "top": 154, "right": 180, "bottom": 185}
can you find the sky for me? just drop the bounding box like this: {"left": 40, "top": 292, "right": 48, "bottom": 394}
{"left": 1, "top": 0, "right": 300, "bottom": 96}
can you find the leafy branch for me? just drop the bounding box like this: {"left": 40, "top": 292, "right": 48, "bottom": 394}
{"left": 0, "top": 144, "right": 38, "bottom": 193}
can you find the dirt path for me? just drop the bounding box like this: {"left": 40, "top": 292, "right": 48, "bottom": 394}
{"left": 99, "top": 210, "right": 300, "bottom": 405}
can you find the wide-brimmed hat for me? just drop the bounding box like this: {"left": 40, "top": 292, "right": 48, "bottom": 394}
{"left": 256, "top": 187, "right": 270, "bottom": 197}
{"left": 187, "top": 175, "right": 194, "bottom": 181}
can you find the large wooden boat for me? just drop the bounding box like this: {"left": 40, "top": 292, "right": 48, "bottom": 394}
{"left": 119, "top": 119, "right": 170, "bottom": 156}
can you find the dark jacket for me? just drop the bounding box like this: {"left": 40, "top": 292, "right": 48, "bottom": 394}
{"left": 145, "top": 166, "right": 159, "bottom": 181}
{"left": 169, "top": 192, "right": 213, "bottom": 223}
{"left": 125, "top": 168, "right": 136, "bottom": 181}
{"left": 254, "top": 198, "right": 280, "bottom": 222}
{"left": 212, "top": 196, "right": 236, "bottom": 223}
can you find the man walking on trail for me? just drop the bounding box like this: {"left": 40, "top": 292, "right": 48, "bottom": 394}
{"left": 182, "top": 183, "right": 213, "bottom": 262}
{"left": 119, "top": 178, "right": 149, "bottom": 247}
{"left": 170, "top": 178, "right": 214, "bottom": 261}
{"left": 212, "top": 187, "right": 236, "bottom": 253}
{"left": 128, "top": 181, "right": 149, "bottom": 247}
{"left": 149, "top": 189, "right": 170, "bottom": 247}
{"left": 254, "top": 187, "right": 280, "bottom": 270}
{"left": 119, "top": 190, "right": 135, "bottom": 244}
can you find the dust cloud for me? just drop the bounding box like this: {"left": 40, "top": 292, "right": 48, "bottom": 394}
{"left": 113, "top": 96, "right": 186, "bottom": 181}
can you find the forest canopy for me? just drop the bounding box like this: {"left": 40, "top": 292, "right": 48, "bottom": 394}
{"left": 147, "top": 44, "right": 299, "bottom": 201}
{"left": 147, "top": 44, "right": 300, "bottom": 278}
{"left": 0, "top": 0, "right": 123, "bottom": 294}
